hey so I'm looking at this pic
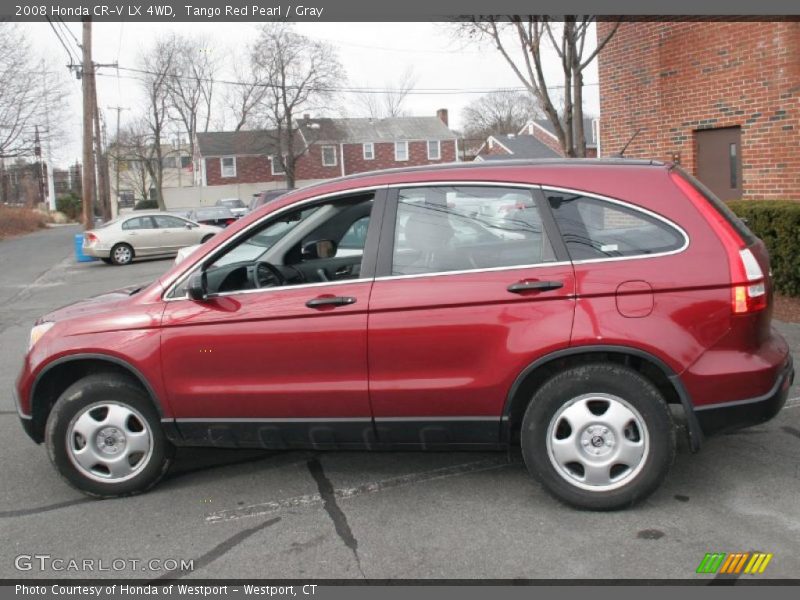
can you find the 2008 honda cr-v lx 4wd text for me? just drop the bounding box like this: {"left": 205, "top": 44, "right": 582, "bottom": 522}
{"left": 15, "top": 159, "right": 794, "bottom": 510}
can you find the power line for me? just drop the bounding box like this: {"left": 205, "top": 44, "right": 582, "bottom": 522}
{"left": 56, "top": 17, "right": 82, "bottom": 50}
{"left": 45, "top": 16, "right": 78, "bottom": 66}
{"left": 97, "top": 65, "right": 599, "bottom": 95}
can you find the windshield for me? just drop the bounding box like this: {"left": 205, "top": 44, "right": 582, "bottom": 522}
{"left": 195, "top": 208, "right": 232, "bottom": 220}
{"left": 220, "top": 199, "right": 245, "bottom": 208}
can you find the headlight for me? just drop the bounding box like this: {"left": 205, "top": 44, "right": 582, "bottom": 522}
{"left": 29, "top": 322, "right": 54, "bottom": 351}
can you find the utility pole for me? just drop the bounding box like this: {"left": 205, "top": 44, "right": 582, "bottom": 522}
{"left": 34, "top": 126, "right": 45, "bottom": 205}
{"left": 80, "top": 17, "right": 96, "bottom": 230}
{"left": 108, "top": 105, "right": 128, "bottom": 218}
{"left": 92, "top": 76, "right": 111, "bottom": 221}
{"left": 40, "top": 60, "right": 57, "bottom": 211}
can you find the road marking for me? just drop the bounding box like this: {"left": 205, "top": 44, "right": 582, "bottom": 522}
{"left": 205, "top": 458, "right": 512, "bottom": 524}
{"left": 785, "top": 396, "right": 800, "bottom": 410}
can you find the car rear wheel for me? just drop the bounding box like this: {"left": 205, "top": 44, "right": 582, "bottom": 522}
{"left": 110, "top": 243, "right": 134, "bottom": 265}
{"left": 520, "top": 363, "right": 675, "bottom": 510}
{"left": 45, "top": 374, "right": 174, "bottom": 497}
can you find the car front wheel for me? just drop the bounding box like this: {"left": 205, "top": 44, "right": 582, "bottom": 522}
{"left": 520, "top": 363, "right": 675, "bottom": 510}
{"left": 45, "top": 374, "right": 174, "bottom": 497}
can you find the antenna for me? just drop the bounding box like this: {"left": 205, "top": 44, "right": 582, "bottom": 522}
{"left": 615, "top": 128, "right": 642, "bottom": 158}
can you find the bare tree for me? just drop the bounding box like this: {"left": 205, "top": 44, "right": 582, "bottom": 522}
{"left": 249, "top": 23, "right": 345, "bottom": 188}
{"left": 111, "top": 121, "right": 154, "bottom": 204}
{"left": 163, "top": 33, "right": 218, "bottom": 157}
{"left": 223, "top": 53, "right": 271, "bottom": 132}
{"left": 0, "top": 24, "right": 70, "bottom": 160}
{"left": 462, "top": 17, "right": 618, "bottom": 157}
{"left": 354, "top": 66, "right": 417, "bottom": 119}
{"left": 462, "top": 89, "right": 542, "bottom": 141}
{"left": 138, "top": 37, "right": 179, "bottom": 209}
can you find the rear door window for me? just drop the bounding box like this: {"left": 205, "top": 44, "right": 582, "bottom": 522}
{"left": 545, "top": 191, "right": 685, "bottom": 260}
{"left": 122, "top": 217, "right": 155, "bottom": 230}
{"left": 392, "top": 186, "right": 555, "bottom": 276}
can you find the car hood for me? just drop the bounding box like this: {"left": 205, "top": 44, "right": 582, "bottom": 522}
{"left": 40, "top": 283, "right": 151, "bottom": 324}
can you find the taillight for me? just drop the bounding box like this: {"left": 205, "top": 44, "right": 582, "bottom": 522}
{"left": 225, "top": 219, "right": 236, "bottom": 226}
{"left": 671, "top": 172, "right": 766, "bottom": 315}
{"left": 85, "top": 233, "right": 98, "bottom": 244}
{"left": 733, "top": 248, "right": 767, "bottom": 313}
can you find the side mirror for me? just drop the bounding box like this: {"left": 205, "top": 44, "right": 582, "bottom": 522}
{"left": 302, "top": 239, "right": 337, "bottom": 260}
{"left": 187, "top": 271, "right": 207, "bottom": 301}
{"left": 185, "top": 222, "right": 194, "bottom": 229}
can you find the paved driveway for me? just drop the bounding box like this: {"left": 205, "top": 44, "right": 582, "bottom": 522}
{"left": 1, "top": 225, "right": 798, "bottom": 581}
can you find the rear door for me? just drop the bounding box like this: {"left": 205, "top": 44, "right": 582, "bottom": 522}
{"left": 121, "top": 216, "right": 160, "bottom": 255}
{"left": 367, "top": 184, "right": 576, "bottom": 446}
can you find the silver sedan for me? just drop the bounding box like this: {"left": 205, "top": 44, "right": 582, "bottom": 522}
{"left": 82, "top": 212, "right": 222, "bottom": 265}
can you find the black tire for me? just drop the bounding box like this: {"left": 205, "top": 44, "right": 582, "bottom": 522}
{"left": 201, "top": 234, "right": 214, "bottom": 243}
{"left": 45, "top": 374, "right": 174, "bottom": 497}
{"left": 520, "top": 363, "right": 675, "bottom": 510}
{"left": 110, "top": 243, "right": 134, "bottom": 265}
{"left": 100, "top": 258, "right": 113, "bottom": 265}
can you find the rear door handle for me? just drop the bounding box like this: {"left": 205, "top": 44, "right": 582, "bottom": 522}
{"left": 305, "top": 296, "right": 357, "bottom": 308}
{"left": 507, "top": 280, "right": 564, "bottom": 294}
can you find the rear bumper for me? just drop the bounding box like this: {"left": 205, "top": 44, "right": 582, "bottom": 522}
{"left": 82, "top": 245, "right": 111, "bottom": 259}
{"left": 694, "top": 356, "right": 794, "bottom": 435}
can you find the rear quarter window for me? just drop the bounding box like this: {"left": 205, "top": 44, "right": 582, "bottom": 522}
{"left": 545, "top": 190, "right": 686, "bottom": 261}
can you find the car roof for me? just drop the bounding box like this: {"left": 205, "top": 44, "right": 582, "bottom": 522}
{"left": 121, "top": 211, "right": 187, "bottom": 217}
{"left": 326, "top": 158, "right": 664, "bottom": 184}
{"left": 269, "top": 158, "right": 670, "bottom": 206}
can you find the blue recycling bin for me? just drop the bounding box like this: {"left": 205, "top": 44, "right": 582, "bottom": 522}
{"left": 74, "top": 233, "right": 97, "bottom": 263}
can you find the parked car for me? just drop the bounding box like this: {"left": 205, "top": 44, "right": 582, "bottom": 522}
{"left": 188, "top": 206, "right": 238, "bottom": 228}
{"left": 249, "top": 188, "right": 291, "bottom": 213}
{"left": 216, "top": 197, "right": 248, "bottom": 217}
{"left": 18, "top": 159, "right": 793, "bottom": 508}
{"left": 81, "top": 212, "right": 221, "bottom": 265}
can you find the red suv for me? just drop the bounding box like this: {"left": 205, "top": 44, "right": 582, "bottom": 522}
{"left": 15, "top": 160, "right": 793, "bottom": 509}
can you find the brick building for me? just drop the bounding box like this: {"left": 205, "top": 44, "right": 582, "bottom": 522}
{"left": 196, "top": 110, "right": 458, "bottom": 189}
{"left": 598, "top": 20, "right": 800, "bottom": 200}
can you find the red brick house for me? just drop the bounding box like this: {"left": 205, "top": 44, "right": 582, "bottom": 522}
{"left": 598, "top": 21, "right": 800, "bottom": 200}
{"left": 474, "top": 118, "right": 598, "bottom": 161}
{"left": 196, "top": 110, "right": 458, "bottom": 189}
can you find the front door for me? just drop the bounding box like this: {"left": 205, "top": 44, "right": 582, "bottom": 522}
{"left": 160, "top": 190, "right": 383, "bottom": 449}
{"left": 696, "top": 126, "right": 742, "bottom": 201}
{"left": 367, "top": 185, "right": 576, "bottom": 446}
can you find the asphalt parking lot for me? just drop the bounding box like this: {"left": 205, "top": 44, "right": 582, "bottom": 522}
{"left": 1, "top": 224, "right": 799, "bottom": 581}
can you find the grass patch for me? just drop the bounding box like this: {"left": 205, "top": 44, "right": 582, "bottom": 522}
{"left": 0, "top": 205, "right": 51, "bottom": 240}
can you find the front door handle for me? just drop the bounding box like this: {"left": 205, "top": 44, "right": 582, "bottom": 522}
{"left": 305, "top": 296, "right": 357, "bottom": 308}
{"left": 507, "top": 280, "right": 564, "bottom": 294}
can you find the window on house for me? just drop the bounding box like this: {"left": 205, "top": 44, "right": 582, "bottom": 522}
{"left": 181, "top": 156, "right": 192, "bottom": 169}
{"left": 322, "top": 146, "right": 337, "bottom": 167}
{"left": 427, "top": 140, "right": 441, "bottom": 160}
{"left": 271, "top": 155, "right": 286, "bottom": 175}
{"left": 395, "top": 141, "right": 409, "bottom": 162}
{"left": 363, "top": 143, "right": 375, "bottom": 160}
{"left": 162, "top": 156, "right": 178, "bottom": 169}
{"left": 220, "top": 156, "right": 236, "bottom": 178}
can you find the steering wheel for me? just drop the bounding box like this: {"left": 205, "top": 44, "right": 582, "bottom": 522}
{"left": 253, "top": 261, "right": 287, "bottom": 288}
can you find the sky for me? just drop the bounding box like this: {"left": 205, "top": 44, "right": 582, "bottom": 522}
{"left": 24, "top": 21, "right": 600, "bottom": 167}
